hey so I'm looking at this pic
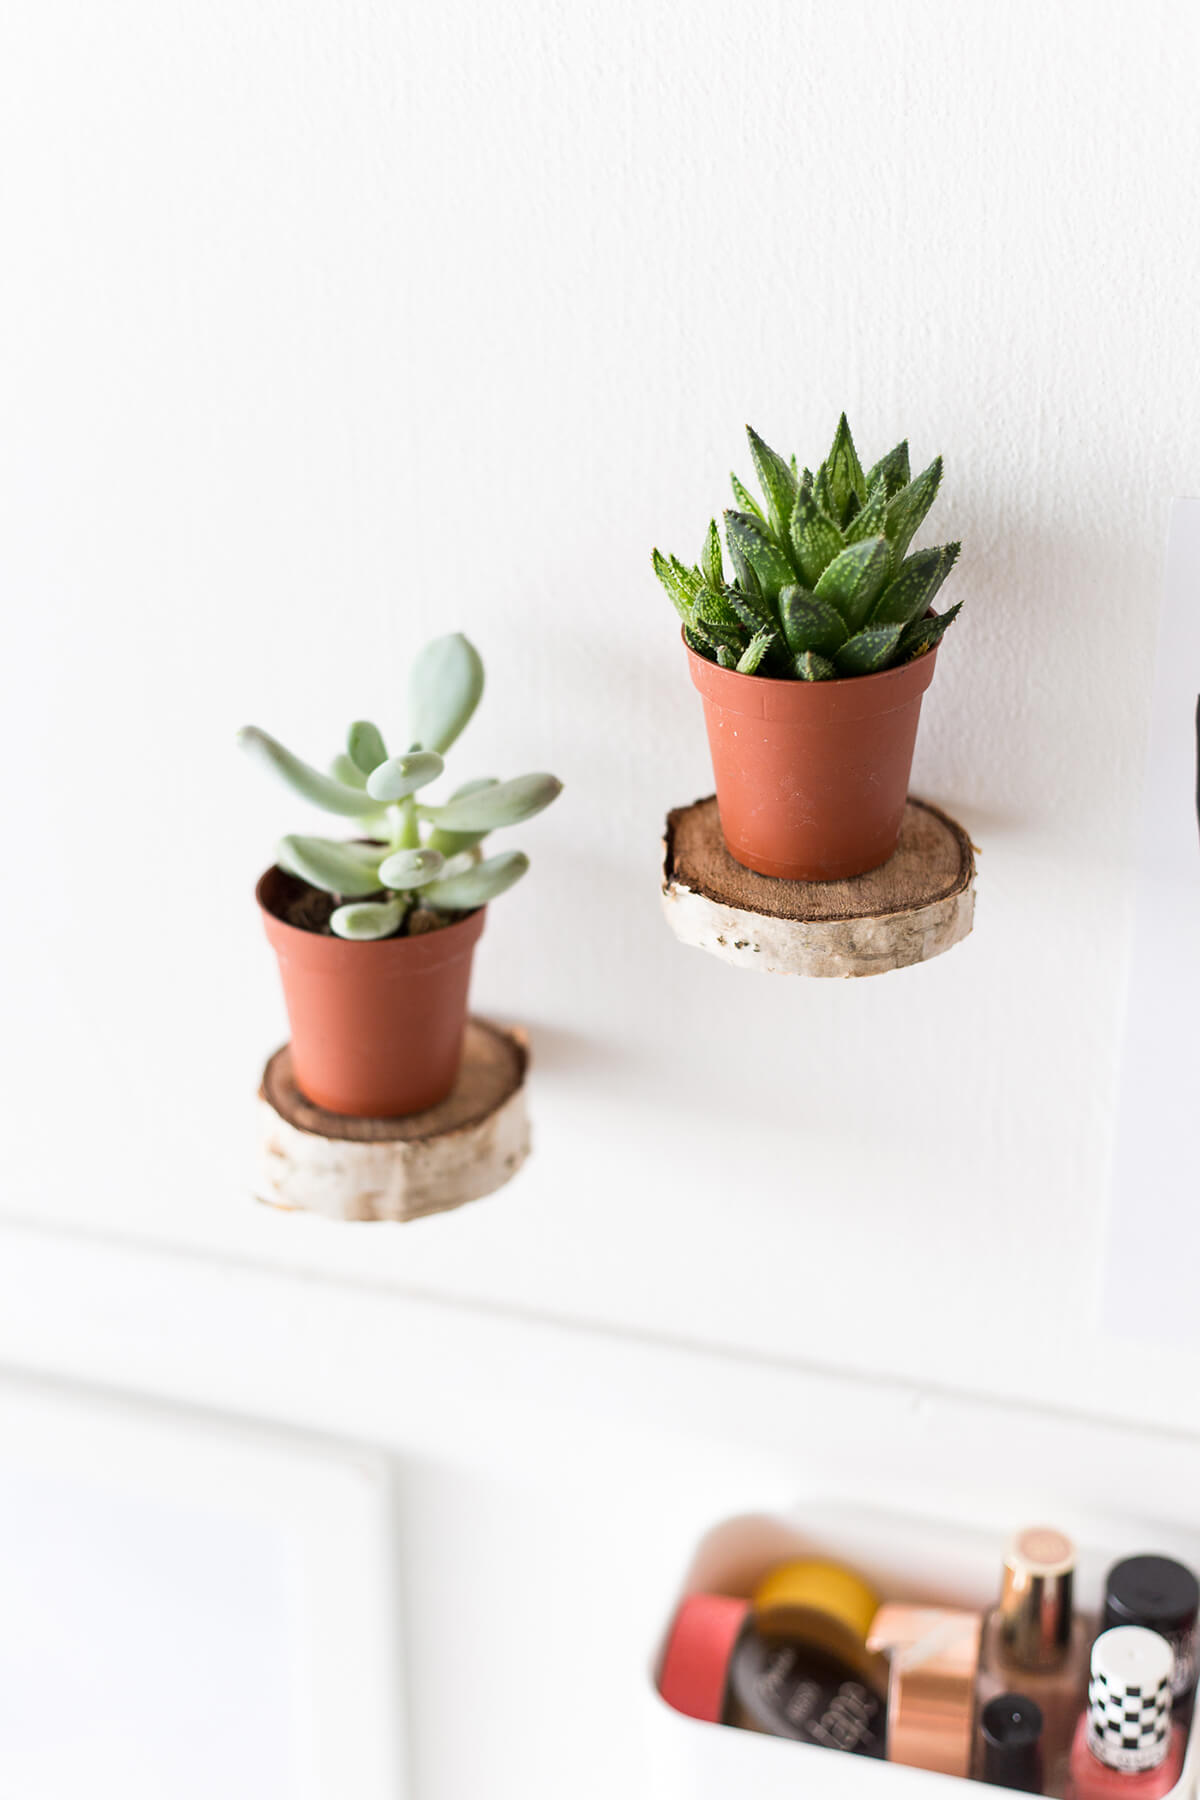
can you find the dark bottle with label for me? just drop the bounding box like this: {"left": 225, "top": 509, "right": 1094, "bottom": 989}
{"left": 981, "top": 1693, "right": 1045, "bottom": 1793}
{"left": 1103, "top": 1557, "right": 1199, "bottom": 1722}
{"left": 728, "top": 1628, "right": 887, "bottom": 1756}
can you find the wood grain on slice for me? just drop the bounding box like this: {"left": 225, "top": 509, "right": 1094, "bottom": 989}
{"left": 256, "top": 1018, "right": 530, "bottom": 1222}
{"left": 662, "top": 796, "right": 975, "bottom": 978}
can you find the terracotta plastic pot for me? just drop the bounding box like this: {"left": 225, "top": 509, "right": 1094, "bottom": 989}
{"left": 686, "top": 632, "right": 942, "bottom": 881}
{"left": 257, "top": 866, "right": 485, "bottom": 1118}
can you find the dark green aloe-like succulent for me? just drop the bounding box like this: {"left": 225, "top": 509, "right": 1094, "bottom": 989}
{"left": 653, "top": 416, "right": 962, "bottom": 680}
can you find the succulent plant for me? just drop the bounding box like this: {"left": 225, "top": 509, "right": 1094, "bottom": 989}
{"left": 653, "top": 415, "right": 963, "bottom": 680}
{"left": 239, "top": 634, "right": 562, "bottom": 940}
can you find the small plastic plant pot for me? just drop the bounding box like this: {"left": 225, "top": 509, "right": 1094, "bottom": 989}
{"left": 686, "top": 631, "right": 942, "bottom": 882}
{"left": 257, "top": 866, "right": 486, "bottom": 1118}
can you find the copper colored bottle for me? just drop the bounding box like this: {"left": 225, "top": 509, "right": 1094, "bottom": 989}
{"left": 976, "top": 1528, "right": 1092, "bottom": 1797}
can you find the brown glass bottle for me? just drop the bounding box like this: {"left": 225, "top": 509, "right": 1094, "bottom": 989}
{"left": 975, "top": 1528, "right": 1092, "bottom": 1798}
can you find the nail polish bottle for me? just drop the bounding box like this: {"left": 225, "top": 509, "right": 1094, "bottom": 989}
{"left": 977, "top": 1527, "right": 1092, "bottom": 1794}
{"left": 1103, "top": 1557, "right": 1200, "bottom": 1724}
{"left": 1066, "top": 1627, "right": 1185, "bottom": 1800}
{"left": 980, "top": 1693, "right": 1045, "bottom": 1793}
{"left": 867, "top": 1602, "right": 983, "bottom": 1778}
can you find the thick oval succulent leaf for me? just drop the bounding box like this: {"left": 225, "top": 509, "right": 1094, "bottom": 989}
{"left": 778, "top": 586, "right": 849, "bottom": 657}
{"left": 870, "top": 543, "right": 960, "bottom": 627}
{"left": 422, "top": 850, "right": 530, "bottom": 911}
{"left": 377, "top": 846, "right": 446, "bottom": 890}
{"left": 701, "top": 519, "right": 724, "bottom": 590}
{"left": 329, "top": 753, "right": 367, "bottom": 789}
{"left": 833, "top": 623, "right": 906, "bottom": 677}
{"left": 897, "top": 601, "right": 963, "bottom": 662}
{"left": 727, "top": 584, "right": 778, "bottom": 636}
{"left": 366, "top": 750, "right": 445, "bottom": 802}
{"left": 347, "top": 720, "right": 387, "bottom": 775}
{"left": 423, "top": 772, "right": 561, "bottom": 833}
{"left": 824, "top": 414, "right": 867, "bottom": 526}
{"left": 885, "top": 456, "right": 943, "bottom": 568}
{"left": 794, "top": 650, "right": 838, "bottom": 681}
{"left": 276, "top": 834, "right": 384, "bottom": 897}
{"left": 789, "top": 492, "right": 845, "bottom": 587}
{"left": 425, "top": 778, "right": 499, "bottom": 855}
{"left": 723, "top": 510, "right": 796, "bottom": 602}
{"left": 745, "top": 425, "right": 797, "bottom": 542}
{"left": 408, "top": 633, "right": 485, "bottom": 754}
{"left": 865, "top": 438, "right": 911, "bottom": 498}
{"left": 844, "top": 475, "right": 889, "bottom": 545}
{"left": 813, "top": 535, "right": 892, "bottom": 633}
{"left": 238, "top": 727, "right": 381, "bottom": 820}
{"left": 329, "top": 899, "right": 406, "bottom": 941}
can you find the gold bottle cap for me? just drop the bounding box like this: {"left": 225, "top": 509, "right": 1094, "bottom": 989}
{"left": 999, "top": 1527, "right": 1076, "bottom": 1671}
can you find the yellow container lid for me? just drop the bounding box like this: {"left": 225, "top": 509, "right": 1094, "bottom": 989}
{"left": 751, "top": 1558, "right": 886, "bottom": 1693}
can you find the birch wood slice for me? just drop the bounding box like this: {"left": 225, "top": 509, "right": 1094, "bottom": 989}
{"left": 256, "top": 1018, "right": 530, "bottom": 1222}
{"left": 662, "top": 796, "right": 975, "bottom": 978}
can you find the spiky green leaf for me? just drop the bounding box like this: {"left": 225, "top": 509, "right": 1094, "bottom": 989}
{"left": 727, "top": 584, "right": 779, "bottom": 636}
{"left": 724, "top": 510, "right": 796, "bottom": 601}
{"left": 366, "top": 751, "right": 445, "bottom": 802}
{"left": 745, "top": 425, "right": 797, "bottom": 542}
{"left": 789, "top": 491, "right": 845, "bottom": 586}
{"left": 238, "top": 727, "right": 381, "bottom": 820}
{"left": 716, "top": 645, "right": 737, "bottom": 668}
{"left": 865, "top": 439, "right": 911, "bottom": 498}
{"left": 885, "top": 456, "right": 943, "bottom": 568}
{"left": 735, "top": 629, "right": 776, "bottom": 675}
{"left": 898, "top": 601, "right": 963, "bottom": 662}
{"left": 833, "top": 623, "right": 906, "bottom": 677}
{"left": 813, "top": 536, "right": 892, "bottom": 633}
{"left": 825, "top": 414, "right": 867, "bottom": 526}
{"left": 408, "top": 633, "right": 485, "bottom": 754}
{"left": 870, "top": 543, "right": 961, "bottom": 627}
{"left": 795, "top": 651, "right": 838, "bottom": 681}
{"left": 778, "top": 585, "right": 850, "bottom": 657}
{"left": 422, "top": 772, "right": 562, "bottom": 833}
{"left": 329, "top": 898, "right": 406, "bottom": 941}
{"left": 423, "top": 849, "right": 530, "bottom": 911}
{"left": 276, "top": 834, "right": 384, "bottom": 897}
{"left": 377, "top": 847, "right": 446, "bottom": 890}
{"left": 652, "top": 548, "right": 696, "bottom": 622}
{"left": 347, "top": 720, "right": 387, "bottom": 775}
{"left": 730, "top": 472, "right": 763, "bottom": 520}
{"left": 701, "top": 520, "right": 724, "bottom": 591}
{"left": 844, "top": 475, "right": 889, "bottom": 545}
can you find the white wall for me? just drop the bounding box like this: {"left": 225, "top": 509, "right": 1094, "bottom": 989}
{"left": 4, "top": 0, "right": 1200, "bottom": 1445}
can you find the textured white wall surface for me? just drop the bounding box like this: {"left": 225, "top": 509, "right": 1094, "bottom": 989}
{"left": 4, "top": 0, "right": 1200, "bottom": 1437}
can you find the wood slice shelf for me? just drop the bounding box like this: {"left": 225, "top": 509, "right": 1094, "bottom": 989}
{"left": 662, "top": 796, "right": 976, "bottom": 978}
{"left": 256, "top": 1017, "right": 530, "bottom": 1222}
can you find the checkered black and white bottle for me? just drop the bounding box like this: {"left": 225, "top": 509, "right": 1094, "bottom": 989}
{"left": 1066, "top": 1627, "right": 1186, "bottom": 1800}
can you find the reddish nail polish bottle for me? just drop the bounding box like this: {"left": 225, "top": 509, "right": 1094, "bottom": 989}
{"left": 1066, "top": 1627, "right": 1186, "bottom": 1800}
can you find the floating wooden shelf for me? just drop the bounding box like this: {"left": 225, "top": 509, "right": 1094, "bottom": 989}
{"left": 255, "top": 1018, "right": 530, "bottom": 1222}
{"left": 662, "top": 796, "right": 975, "bottom": 978}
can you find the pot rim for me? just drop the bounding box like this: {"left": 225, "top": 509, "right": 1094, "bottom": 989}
{"left": 679, "top": 614, "right": 938, "bottom": 693}
{"left": 255, "top": 865, "right": 485, "bottom": 955}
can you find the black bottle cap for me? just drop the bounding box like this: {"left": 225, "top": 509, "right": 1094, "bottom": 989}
{"left": 980, "top": 1693, "right": 1044, "bottom": 1793}
{"left": 728, "top": 1626, "right": 887, "bottom": 1756}
{"left": 1104, "top": 1556, "right": 1200, "bottom": 1636}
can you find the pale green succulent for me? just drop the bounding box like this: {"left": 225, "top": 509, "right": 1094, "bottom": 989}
{"left": 239, "top": 634, "right": 562, "bottom": 940}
